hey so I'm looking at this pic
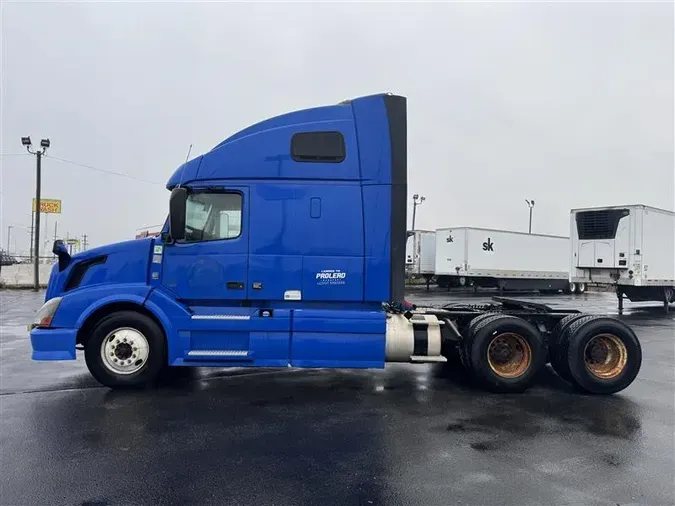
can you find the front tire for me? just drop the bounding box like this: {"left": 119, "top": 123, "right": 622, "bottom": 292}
{"left": 85, "top": 311, "right": 166, "bottom": 388}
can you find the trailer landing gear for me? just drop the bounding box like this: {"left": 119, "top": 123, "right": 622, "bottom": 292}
{"left": 663, "top": 287, "right": 673, "bottom": 314}
{"left": 617, "top": 288, "right": 624, "bottom": 315}
{"left": 424, "top": 274, "right": 433, "bottom": 291}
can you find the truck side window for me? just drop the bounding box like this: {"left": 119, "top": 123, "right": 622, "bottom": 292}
{"left": 184, "top": 192, "right": 242, "bottom": 242}
{"left": 291, "top": 131, "right": 345, "bottom": 163}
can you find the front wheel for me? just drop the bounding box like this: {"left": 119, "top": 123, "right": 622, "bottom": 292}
{"left": 85, "top": 310, "right": 166, "bottom": 388}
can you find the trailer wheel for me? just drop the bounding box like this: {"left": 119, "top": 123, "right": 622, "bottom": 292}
{"left": 84, "top": 310, "right": 166, "bottom": 388}
{"left": 461, "top": 315, "right": 545, "bottom": 393}
{"left": 567, "top": 282, "right": 577, "bottom": 294}
{"left": 549, "top": 314, "right": 588, "bottom": 381}
{"left": 564, "top": 316, "right": 642, "bottom": 395}
{"left": 576, "top": 283, "right": 586, "bottom": 294}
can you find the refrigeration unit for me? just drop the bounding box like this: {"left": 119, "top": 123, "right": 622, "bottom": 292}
{"left": 570, "top": 204, "right": 675, "bottom": 312}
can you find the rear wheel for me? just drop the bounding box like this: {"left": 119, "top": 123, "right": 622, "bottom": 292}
{"left": 460, "top": 315, "right": 545, "bottom": 393}
{"left": 85, "top": 311, "right": 166, "bottom": 388}
{"left": 549, "top": 313, "right": 588, "bottom": 381}
{"left": 564, "top": 316, "right": 641, "bottom": 394}
{"left": 577, "top": 283, "right": 586, "bottom": 294}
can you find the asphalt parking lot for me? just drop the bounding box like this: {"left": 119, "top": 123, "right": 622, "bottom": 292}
{"left": 1, "top": 289, "right": 673, "bottom": 506}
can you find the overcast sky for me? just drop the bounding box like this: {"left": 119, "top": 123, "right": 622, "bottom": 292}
{"left": 1, "top": 1, "right": 673, "bottom": 255}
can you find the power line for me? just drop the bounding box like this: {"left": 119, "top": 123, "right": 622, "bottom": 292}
{"left": 2, "top": 152, "right": 165, "bottom": 186}
{"left": 45, "top": 155, "right": 164, "bottom": 186}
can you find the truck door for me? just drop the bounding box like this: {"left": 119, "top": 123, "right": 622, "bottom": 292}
{"left": 161, "top": 187, "right": 249, "bottom": 302}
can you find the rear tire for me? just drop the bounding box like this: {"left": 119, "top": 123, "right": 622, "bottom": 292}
{"left": 549, "top": 313, "right": 588, "bottom": 381}
{"left": 458, "top": 313, "right": 499, "bottom": 372}
{"left": 85, "top": 310, "right": 166, "bottom": 389}
{"left": 576, "top": 283, "right": 586, "bottom": 294}
{"left": 460, "top": 315, "right": 545, "bottom": 393}
{"left": 564, "top": 316, "right": 641, "bottom": 395}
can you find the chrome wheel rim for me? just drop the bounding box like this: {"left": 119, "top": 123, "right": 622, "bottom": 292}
{"left": 100, "top": 327, "right": 149, "bottom": 375}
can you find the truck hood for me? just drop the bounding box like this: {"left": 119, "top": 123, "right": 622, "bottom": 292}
{"left": 45, "top": 238, "right": 154, "bottom": 300}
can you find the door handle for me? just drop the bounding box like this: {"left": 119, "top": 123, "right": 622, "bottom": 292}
{"left": 226, "top": 281, "right": 244, "bottom": 290}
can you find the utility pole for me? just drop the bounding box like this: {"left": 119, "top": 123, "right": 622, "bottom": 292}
{"left": 6, "top": 226, "right": 12, "bottom": 255}
{"left": 525, "top": 199, "right": 535, "bottom": 234}
{"left": 411, "top": 194, "right": 426, "bottom": 230}
{"left": 22, "top": 136, "right": 50, "bottom": 291}
{"left": 53, "top": 221, "right": 58, "bottom": 258}
{"left": 29, "top": 212, "right": 34, "bottom": 261}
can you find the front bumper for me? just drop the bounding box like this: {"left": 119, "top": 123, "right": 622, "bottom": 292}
{"left": 29, "top": 327, "right": 78, "bottom": 361}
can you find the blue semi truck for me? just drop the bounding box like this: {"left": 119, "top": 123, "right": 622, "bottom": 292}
{"left": 29, "top": 93, "right": 641, "bottom": 394}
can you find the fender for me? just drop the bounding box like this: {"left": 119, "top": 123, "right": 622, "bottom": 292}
{"left": 51, "top": 283, "right": 152, "bottom": 329}
{"left": 143, "top": 288, "right": 192, "bottom": 365}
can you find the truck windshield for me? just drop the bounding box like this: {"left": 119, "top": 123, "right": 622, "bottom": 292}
{"left": 184, "top": 192, "right": 242, "bottom": 242}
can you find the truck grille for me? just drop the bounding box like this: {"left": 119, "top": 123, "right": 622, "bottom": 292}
{"left": 576, "top": 209, "right": 629, "bottom": 240}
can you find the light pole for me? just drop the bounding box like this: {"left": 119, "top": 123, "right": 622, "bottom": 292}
{"left": 525, "top": 199, "right": 535, "bottom": 234}
{"left": 412, "top": 194, "right": 426, "bottom": 230}
{"left": 22, "top": 136, "right": 50, "bottom": 291}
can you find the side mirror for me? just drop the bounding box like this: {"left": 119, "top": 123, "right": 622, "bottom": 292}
{"left": 52, "top": 240, "right": 72, "bottom": 271}
{"left": 169, "top": 187, "right": 187, "bottom": 241}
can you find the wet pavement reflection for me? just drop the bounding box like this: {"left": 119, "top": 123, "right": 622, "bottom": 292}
{"left": 1, "top": 289, "right": 673, "bottom": 505}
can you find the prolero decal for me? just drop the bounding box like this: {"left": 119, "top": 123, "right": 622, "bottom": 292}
{"left": 316, "top": 269, "right": 347, "bottom": 286}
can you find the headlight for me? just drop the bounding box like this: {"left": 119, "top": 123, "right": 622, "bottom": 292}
{"left": 31, "top": 297, "right": 63, "bottom": 329}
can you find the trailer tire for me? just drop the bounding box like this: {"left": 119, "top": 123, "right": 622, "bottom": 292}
{"left": 576, "top": 283, "right": 586, "bottom": 294}
{"left": 564, "top": 316, "right": 642, "bottom": 395}
{"left": 84, "top": 310, "right": 166, "bottom": 389}
{"left": 549, "top": 314, "right": 588, "bottom": 381}
{"left": 461, "top": 314, "right": 545, "bottom": 393}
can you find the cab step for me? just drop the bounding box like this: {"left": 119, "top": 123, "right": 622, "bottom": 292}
{"left": 185, "top": 350, "right": 253, "bottom": 361}
{"left": 410, "top": 355, "right": 448, "bottom": 363}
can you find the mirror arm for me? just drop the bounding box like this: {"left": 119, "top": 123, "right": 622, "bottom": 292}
{"left": 160, "top": 231, "right": 174, "bottom": 245}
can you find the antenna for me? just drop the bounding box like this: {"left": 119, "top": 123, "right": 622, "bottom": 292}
{"left": 177, "top": 143, "right": 193, "bottom": 189}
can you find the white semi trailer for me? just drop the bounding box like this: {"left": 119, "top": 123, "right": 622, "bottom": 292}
{"left": 435, "top": 227, "right": 583, "bottom": 294}
{"left": 570, "top": 204, "right": 675, "bottom": 313}
{"left": 405, "top": 230, "right": 436, "bottom": 288}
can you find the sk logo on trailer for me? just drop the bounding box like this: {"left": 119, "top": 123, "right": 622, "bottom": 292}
{"left": 482, "top": 238, "right": 494, "bottom": 252}
{"left": 446, "top": 234, "right": 453, "bottom": 243}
